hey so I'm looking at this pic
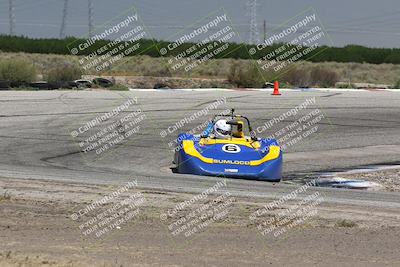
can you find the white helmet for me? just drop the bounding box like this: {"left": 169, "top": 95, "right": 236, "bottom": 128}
{"left": 214, "top": 119, "right": 231, "bottom": 139}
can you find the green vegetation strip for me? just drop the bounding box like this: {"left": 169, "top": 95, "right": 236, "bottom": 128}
{"left": 1, "top": 35, "right": 400, "bottom": 65}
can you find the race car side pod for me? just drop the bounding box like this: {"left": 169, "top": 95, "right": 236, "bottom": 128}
{"left": 272, "top": 81, "right": 281, "bottom": 95}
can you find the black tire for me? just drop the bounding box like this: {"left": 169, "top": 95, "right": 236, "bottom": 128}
{"left": 0, "top": 80, "right": 10, "bottom": 90}
{"left": 10, "top": 81, "right": 28, "bottom": 88}
{"left": 29, "top": 82, "right": 51, "bottom": 89}
{"left": 47, "top": 82, "right": 62, "bottom": 90}
{"left": 153, "top": 83, "right": 170, "bottom": 89}
{"left": 67, "top": 81, "right": 78, "bottom": 89}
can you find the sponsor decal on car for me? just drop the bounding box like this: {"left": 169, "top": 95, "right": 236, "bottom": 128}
{"left": 224, "top": 168, "right": 238, "bottom": 173}
{"left": 213, "top": 159, "right": 251, "bottom": 165}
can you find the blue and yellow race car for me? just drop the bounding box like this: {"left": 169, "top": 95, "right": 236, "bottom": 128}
{"left": 173, "top": 109, "right": 282, "bottom": 181}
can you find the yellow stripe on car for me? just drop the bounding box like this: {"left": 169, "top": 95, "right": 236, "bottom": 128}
{"left": 247, "top": 146, "right": 280, "bottom": 166}
{"left": 182, "top": 140, "right": 214, "bottom": 164}
{"left": 182, "top": 140, "right": 280, "bottom": 166}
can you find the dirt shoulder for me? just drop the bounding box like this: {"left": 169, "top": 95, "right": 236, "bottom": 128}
{"left": 1, "top": 177, "right": 400, "bottom": 267}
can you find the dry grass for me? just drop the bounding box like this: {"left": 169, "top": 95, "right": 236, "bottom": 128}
{"left": 0, "top": 191, "right": 11, "bottom": 202}
{"left": 335, "top": 219, "right": 357, "bottom": 228}
{"left": 46, "top": 64, "right": 82, "bottom": 82}
{"left": 0, "top": 57, "right": 36, "bottom": 82}
{"left": 1, "top": 52, "right": 400, "bottom": 87}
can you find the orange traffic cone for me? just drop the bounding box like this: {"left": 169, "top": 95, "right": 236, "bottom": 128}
{"left": 272, "top": 81, "right": 281, "bottom": 95}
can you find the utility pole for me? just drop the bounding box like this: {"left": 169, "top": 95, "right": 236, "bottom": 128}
{"left": 247, "top": 0, "right": 260, "bottom": 44}
{"left": 60, "top": 0, "right": 68, "bottom": 38}
{"left": 88, "top": 0, "right": 94, "bottom": 38}
{"left": 263, "top": 19, "right": 266, "bottom": 43}
{"left": 9, "top": 0, "right": 15, "bottom": 35}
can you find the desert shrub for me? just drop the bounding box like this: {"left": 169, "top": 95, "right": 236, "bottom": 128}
{"left": 282, "top": 66, "right": 339, "bottom": 88}
{"left": 46, "top": 63, "right": 82, "bottom": 82}
{"left": 393, "top": 80, "right": 400, "bottom": 89}
{"left": 140, "top": 64, "right": 171, "bottom": 77}
{"left": 310, "top": 66, "right": 339, "bottom": 87}
{"left": 108, "top": 83, "right": 129, "bottom": 91}
{"left": 227, "top": 62, "right": 242, "bottom": 85}
{"left": 0, "top": 191, "right": 11, "bottom": 201}
{"left": 335, "top": 219, "right": 357, "bottom": 228}
{"left": 0, "top": 58, "right": 36, "bottom": 82}
{"left": 282, "top": 67, "right": 311, "bottom": 88}
{"left": 336, "top": 82, "right": 357, "bottom": 89}
{"left": 228, "top": 62, "right": 264, "bottom": 88}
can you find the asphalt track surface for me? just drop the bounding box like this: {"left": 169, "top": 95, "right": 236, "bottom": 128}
{"left": 0, "top": 89, "right": 400, "bottom": 208}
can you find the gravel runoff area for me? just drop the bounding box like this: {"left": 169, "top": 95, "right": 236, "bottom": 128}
{"left": 342, "top": 169, "right": 400, "bottom": 192}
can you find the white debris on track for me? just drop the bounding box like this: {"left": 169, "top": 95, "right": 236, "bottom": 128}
{"left": 341, "top": 169, "right": 400, "bottom": 192}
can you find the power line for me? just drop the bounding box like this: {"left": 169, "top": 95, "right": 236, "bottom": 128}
{"left": 13, "top": 0, "right": 56, "bottom": 12}
{"left": 330, "top": 10, "right": 400, "bottom": 27}
{"left": 60, "top": 0, "right": 68, "bottom": 38}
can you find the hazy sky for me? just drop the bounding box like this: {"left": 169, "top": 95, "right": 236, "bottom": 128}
{"left": 0, "top": 0, "right": 399, "bottom": 48}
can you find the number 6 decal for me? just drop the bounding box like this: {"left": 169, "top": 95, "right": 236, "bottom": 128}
{"left": 222, "top": 144, "right": 241, "bottom": 153}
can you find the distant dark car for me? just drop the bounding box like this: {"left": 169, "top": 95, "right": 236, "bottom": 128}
{"left": 92, "top": 78, "right": 114, "bottom": 88}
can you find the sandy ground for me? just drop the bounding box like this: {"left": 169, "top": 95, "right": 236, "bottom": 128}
{"left": 1, "top": 177, "right": 400, "bottom": 267}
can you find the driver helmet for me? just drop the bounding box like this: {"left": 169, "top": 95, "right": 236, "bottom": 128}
{"left": 214, "top": 119, "right": 232, "bottom": 139}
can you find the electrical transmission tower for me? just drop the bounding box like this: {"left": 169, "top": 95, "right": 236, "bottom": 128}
{"left": 60, "top": 0, "right": 69, "bottom": 38}
{"left": 247, "top": 0, "right": 260, "bottom": 45}
{"left": 88, "top": 0, "right": 94, "bottom": 37}
{"left": 9, "top": 0, "right": 15, "bottom": 35}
